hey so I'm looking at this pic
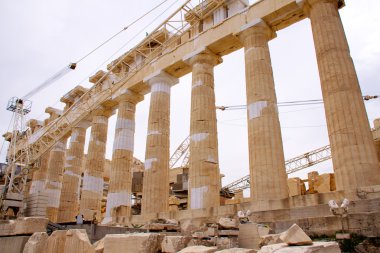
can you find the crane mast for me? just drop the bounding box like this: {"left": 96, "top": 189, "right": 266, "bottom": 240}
{"left": 1, "top": 98, "right": 32, "bottom": 217}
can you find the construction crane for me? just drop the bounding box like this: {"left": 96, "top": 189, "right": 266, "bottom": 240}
{"left": 0, "top": 0, "right": 227, "bottom": 217}
{"left": 0, "top": 98, "right": 32, "bottom": 216}
{"left": 0, "top": 63, "right": 77, "bottom": 217}
{"left": 221, "top": 145, "right": 332, "bottom": 194}
{"left": 169, "top": 136, "right": 190, "bottom": 169}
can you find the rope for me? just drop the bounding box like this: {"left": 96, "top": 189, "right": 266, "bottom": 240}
{"left": 20, "top": 0, "right": 172, "bottom": 101}
{"left": 217, "top": 96, "right": 377, "bottom": 111}
{"left": 32, "top": 0, "right": 179, "bottom": 123}
{"left": 74, "top": 0, "right": 172, "bottom": 64}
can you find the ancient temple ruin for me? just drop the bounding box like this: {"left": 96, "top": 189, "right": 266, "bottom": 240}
{"left": 1, "top": 0, "right": 380, "bottom": 252}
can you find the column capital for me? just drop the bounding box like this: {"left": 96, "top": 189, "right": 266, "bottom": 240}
{"left": 89, "top": 70, "right": 107, "bottom": 84}
{"left": 75, "top": 120, "right": 91, "bottom": 129}
{"left": 61, "top": 85, "right": 88, "bottom": 106}
{"left": 304, "top": 0, "right": 344, "bottom": 8}
{"left": 91, "top": 106, "right": 114, "bottom": 118}
{"left": 112, "top": 88, "right": 144, "bottom": 105}
{"left": 183, "top": 47, "right": 222, "bottom": 67}
{"left": 27, "top": 119, "right": 44, "bottom": 133}
{"left": 45, "top": 107, "right": 63, "bottom": 123}
{"left": 297, "top": 0, "right": 344, "bottom": 16}
{"left": 237, "top": 19, "right": 276, "bottom": 43}
{"left": 143, "top": 70, "right": 179, "bottom": 87}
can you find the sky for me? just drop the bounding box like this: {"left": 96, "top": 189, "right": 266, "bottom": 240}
{"left": 0, "top": 0, "right": 379, "bottom": 193}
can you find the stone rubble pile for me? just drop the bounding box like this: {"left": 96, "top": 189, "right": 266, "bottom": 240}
{"left": 5, "top": 217, "right": 343, "bottom": 253}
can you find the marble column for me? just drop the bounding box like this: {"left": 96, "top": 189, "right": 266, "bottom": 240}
{"left": 184, "top": 49, "right": 222, "bottom": 209}
{"left": 79, "top": 108, "right": 110, "bottom": 220}
{"left": 58, "top": 85, "right": 89, "bottom": 222}
{"left": 45, "top": 138, "right": 67, "bottom": 222}
{"left": 238, "top": 20, "right": 288, "bottom": 201}
{"left": 28, "top": 120, "right": 48, "bottom": 197}
{"left": 104, "top": 90, "right": 143, "bottom": 222}
{"left": 58, "top": 123, "right": 88, "bottom": 222}
{"left": 307, "top": 0, "right": 380, "bottom": 190}
{"left": 141, "top": 71, "right": 178, "bottom": 216}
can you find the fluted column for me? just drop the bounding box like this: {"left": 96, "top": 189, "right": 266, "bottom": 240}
{"left": 58, "top": 85, "right": 89, "bottom": 222}
{"left": 58, "top": 122, "right": 88, "bottom": 222}
{"left": 307, "top": 0, "right": 380, "bottom": 190}
{"left": 238, "top": 20, "right": 288, "bottom": 201}
{"left": 29, "top": 154, "right": 49, "bottom": 195}
{"left": 141, "top": 71, "right": 178, "bottom": 216}
{"left": 80, "top": 109, "right": 110, "bottom": 220}
{"left": 45, "top": 138, "right": 67, "bottom": 222}
{"left": 184, "top": 49, "right": 221, "bottom": 209}
{"left": 104, "top": 90, "right": 143, "bottom": 223}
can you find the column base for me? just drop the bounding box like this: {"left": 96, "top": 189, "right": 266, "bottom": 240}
{"left": 123, "top": 185, "right": 380, "bottom": 237}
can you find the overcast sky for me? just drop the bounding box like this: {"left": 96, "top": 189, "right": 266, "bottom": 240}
{"left": 0, "top": 0, "right": 379, "bottom": 192}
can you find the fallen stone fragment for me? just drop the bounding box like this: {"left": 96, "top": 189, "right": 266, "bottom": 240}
{"left": 45, "top": 230, "right": 67, "bottom": 253}
{"left": 279, "top": 224, "right": 312, "bottom": 246}
{"left": 218, "top": 218, "right": 238, "bottom": 229}
{"left": 15, "top": 217, "right": 49, "bottom": 235}
{"left": 63, "top": 229, "right": 93, "bottom": 253}
{"left": 161, "top": 236, "right": 191, "bottom": 252}
{"left": 239, "top": 223, "right": 269, "bottom": 250}
{"left": 219, "top": 229, "right": 239, "bottom": 236}
{"left": 93, "top": 237, "right": 104, "bottom": 253}
{"left": 259, "top": 234, "right": 282, "bottom": 247}
{"left": 216, "top": 237, "right": 239, "bottom": 250}
{"left": 23, "top": 232, "right": 48, "bottom": 253}
{"left": 0, "top": 217, "right": 49, "bottom": 236}
{"left": 215, "top": 248, "right": 257, "bottom": 253}
{"left": 103, "top": 233, "right": 159, "bottom": 253}
{"left": 258, "top": 241, "right": 340, "bottom": 253}
{"left": 178, "top": 245, "right": 218, "bottom": 253}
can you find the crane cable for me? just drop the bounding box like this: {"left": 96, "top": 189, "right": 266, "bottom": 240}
{"left": 74, "top": 0, "right": 171, "bottom": 65}
{"left": 31, "top": 0, "right": 181, "bottom": 123}
{"left": 21, "top": 0, "right": 172, "bottom": 100}
{"left": 216, "top": 95, "right": 379, "bottom": 111}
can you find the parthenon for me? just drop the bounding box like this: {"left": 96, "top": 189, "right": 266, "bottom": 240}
{"left": 1, "top": 0, "right": 380, "bottom": 252}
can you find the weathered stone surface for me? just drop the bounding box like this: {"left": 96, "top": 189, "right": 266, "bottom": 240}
{"left": 142, "top": 71, "right": 177, "bottom": 215}
{"left": 258, "top": 242, "right": 340, "bottom": 253}
{"left": 0, "top": 219, "right": 16, "bottom": 236}
{"left": 215, "top": 248, "right": 257, "bottom": 253}
{"left": 0, "top": 236, "right": 30, "bottom": 253}
{"left": 354, "top": 238, "right": 380, "bottom": 253}
{"left": 187, "top": 238, "right": 217, "bottom": 248}
{"left": 314, "top": 174, "right": 335, "bottom": 194}
{"left": 181, "top": 218, "right": 207, "bottom": 236}
{"left": 218, "top": 218, "right": 238, "bottom": 229}
{"left": 219, "top": 230, "right": 239, "bottom": 236}
{"left": 16, "top": 217, "right": 49, "bottom": 235}
{"left": 259, "top": 234, "right": 282, "bottom": 247}
{"left": 192, "top": 231, "right": 209, "bottom": 238}
{"left": 23, "top": 232, "right": 48, "bottom": 253}
{"left": 145, "top": 222, "right": 180, "bottom": 231}
{"left": 279, "top": 224, "right": 312, "bottom": 246}
{"left": 206, "top": 226, "right": 218, "bottom": 237}
{"left": 63, "top": 229, "right": 93, "bottom": 253}
{"left": 161, "top": 236, "right": 191, "bottom": 252}
{"left": 238, "top": 20, "right": 288, "bottom": 202}
{"left": 216, "top": 237, "right": 239, "bottom": 250}
{"left": 93, "top": 237, "right": 104, "bottom": 253}
{"left": 238, "top": 223, "right": 270, "bottom": 250}
{"left": 0, "top": 217, "right": 49, "bottom": 236}
{"left": 45, "top": 230, "right": 67, "bottom": 253}
{"left": 287, "top": 178, "right": 306, "bottom": 197}
{"left": 179, "top": 246, "right": 218, "bottom": 253}
{"left": 103, "top": 233, "right": 159, "bottom": 253}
